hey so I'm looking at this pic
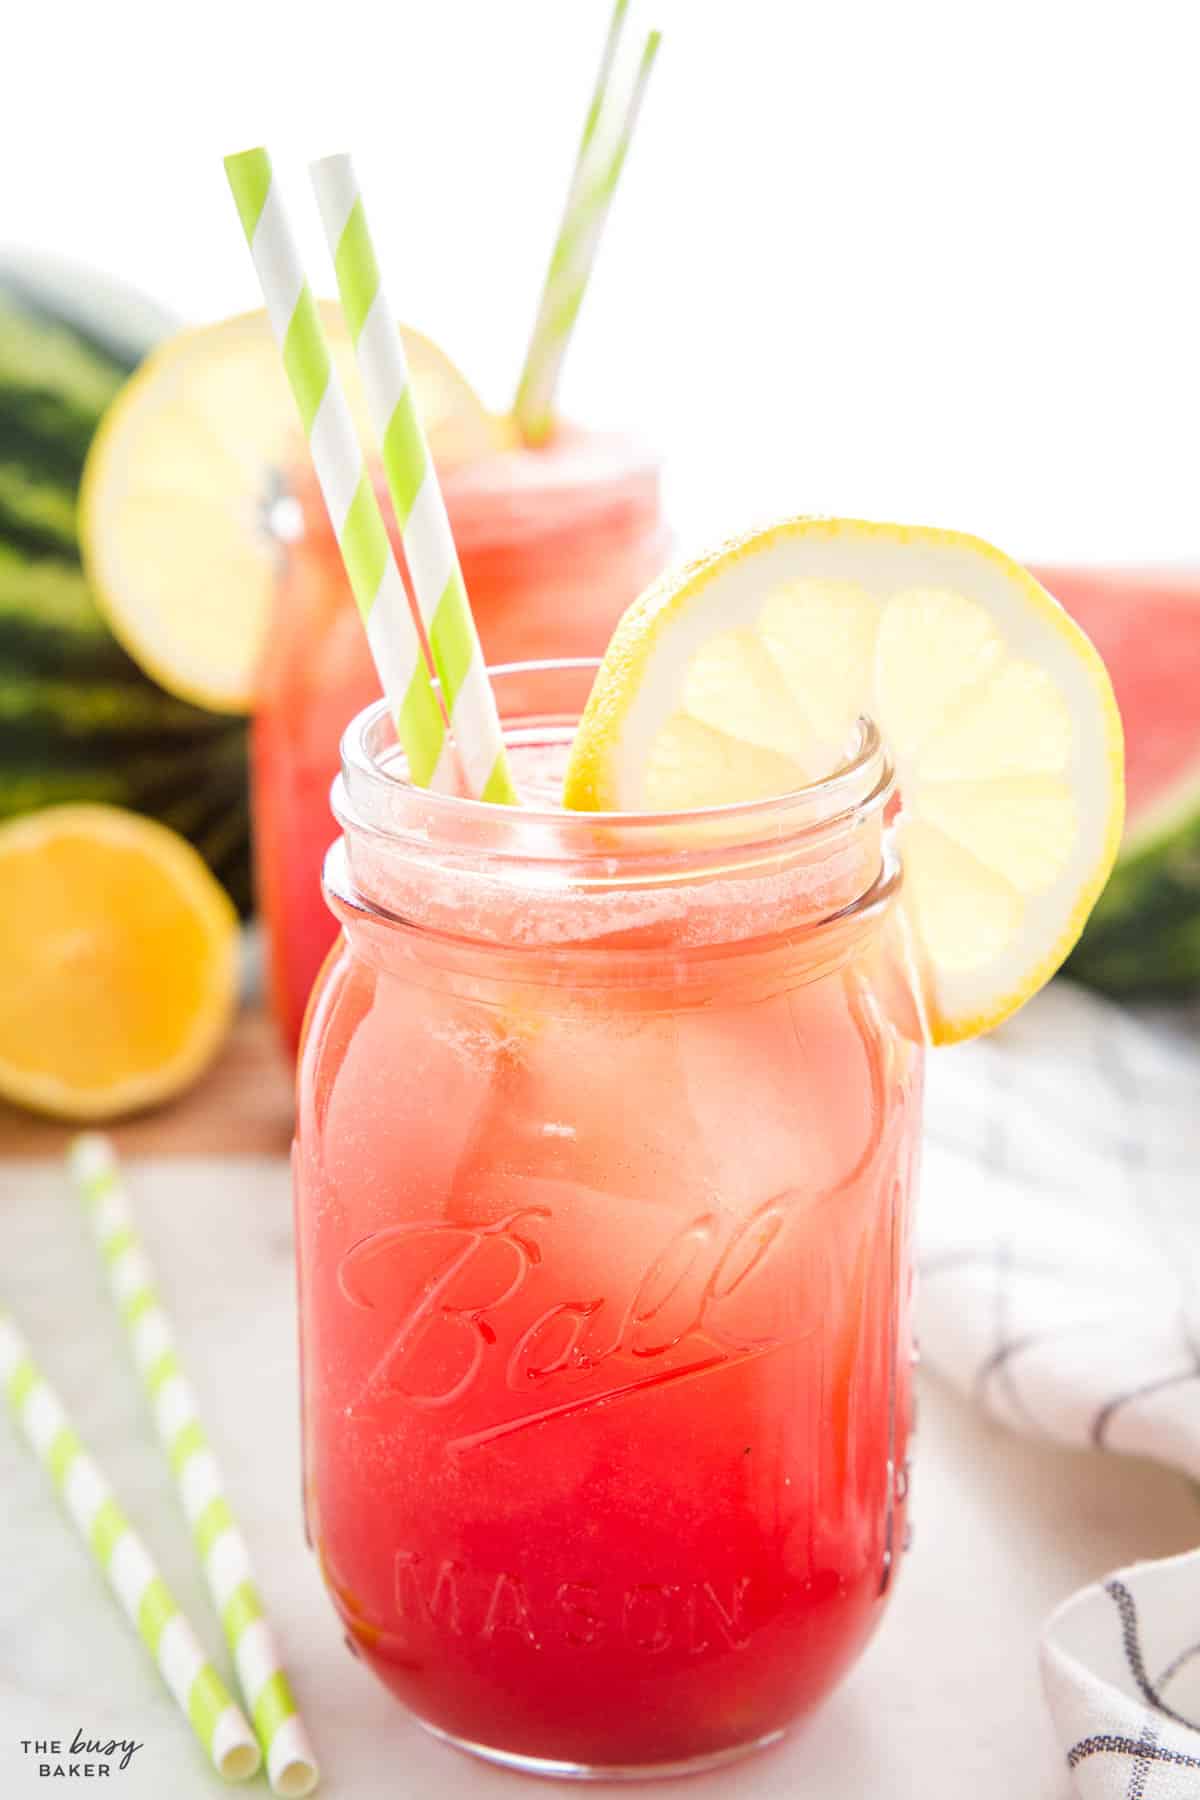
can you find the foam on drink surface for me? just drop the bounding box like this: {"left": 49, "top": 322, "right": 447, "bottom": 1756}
{"left": 346, "top": 731, "right": 879, "bottom": 956}
{"left": 508, "top": 737, "right": 573, "bottom": 809}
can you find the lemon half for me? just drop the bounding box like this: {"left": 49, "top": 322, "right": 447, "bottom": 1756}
{"left": 80, "top": 306, "right": 509, "bottom": 713}
{"left": 0, "top": 805, "right": 238, "bottom": 1120}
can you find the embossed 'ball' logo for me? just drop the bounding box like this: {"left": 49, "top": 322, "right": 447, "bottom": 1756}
{"left": 337, "top": 1194, "right": 801, "bottom": 1453}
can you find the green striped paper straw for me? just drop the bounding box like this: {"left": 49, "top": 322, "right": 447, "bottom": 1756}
{"left": 224, "top": 145, "right": 450, "bottom": 792}
{"left": 0, "top": 1306, "right": 260, "bottom": 1784}
{"left": 563, "top": 0, "right": 631, "bottom": 205}
{"left": 68, "top": 1135, "right": 318, "bottom": 1799}
{"left": 514, "top": 16, "right": 661, "bottom": 445}
{"left": 512, "top": 0, "right": 630, "bottom": 440}
{"left": 309, "top": 154, "right": 518, "bottom": 807}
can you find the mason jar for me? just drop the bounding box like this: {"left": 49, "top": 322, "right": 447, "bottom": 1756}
{"left": 293, "top": 659, "right": 923, "bottom": 1778}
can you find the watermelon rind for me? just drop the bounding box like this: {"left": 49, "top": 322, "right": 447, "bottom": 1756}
{"left": 0, "top": 252, "right": 178, "bottom": 375}
{"left": 1067, "top": 769, "right": 1200, "bottom": 997}
{"left": 0, "top": 262, "right": 253, "bottom": 914}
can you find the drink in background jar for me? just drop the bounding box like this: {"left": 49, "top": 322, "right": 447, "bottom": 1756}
{"left": 252, "top": 430, "right": 669, "bottom": 1050}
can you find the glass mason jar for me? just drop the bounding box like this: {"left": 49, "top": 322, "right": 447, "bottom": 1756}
{"left": 293, "top": 661, "right": 924, "bottom": 1779}
{"left": 253, "top": 429, "right": 669, "bottom": 1051}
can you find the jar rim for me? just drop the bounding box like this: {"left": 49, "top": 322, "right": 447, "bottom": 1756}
{"left": 443, "top": 428, "right": 663, "bottom": 556}
{"left": 334, "top": 657, "right": 893, "bottom": 875}
{"left": 287, "top": 425, "right": 662, "bottom": 558}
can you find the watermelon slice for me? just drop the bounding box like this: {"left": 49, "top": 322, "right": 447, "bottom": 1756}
{"left": 1033, "top": 565, "right": 1200, "bottom": 996}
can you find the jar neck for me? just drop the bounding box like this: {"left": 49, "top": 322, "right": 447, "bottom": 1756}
{"left": 324, "top": 663, "right": 896, "bottom": 992}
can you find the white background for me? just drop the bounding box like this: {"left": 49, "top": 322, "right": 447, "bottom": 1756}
{"left": 6, "top": 0, "right": 1198, "bottom": 561}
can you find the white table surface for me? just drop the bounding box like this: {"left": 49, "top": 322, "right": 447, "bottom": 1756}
{"left": 2, "top": 1155, "right": 1197, "bottom": 1799}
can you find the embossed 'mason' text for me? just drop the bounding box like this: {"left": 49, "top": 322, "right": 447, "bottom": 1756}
{"left": 394, "top": 1553, "right": 753, "bottom": 1652}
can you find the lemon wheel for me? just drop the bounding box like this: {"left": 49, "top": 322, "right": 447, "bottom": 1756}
{"left": 563, "top": 518, "right": 1124, "bottom": 1044}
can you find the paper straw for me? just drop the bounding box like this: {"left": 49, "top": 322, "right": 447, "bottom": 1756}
{"left": 310, "top": 154, "right": 518, "bottom": 806}
{"left": 513, "top": 0, "right": 631, "bottom": 438}
{"left": 224, "top": 145, "right": 450, "bottom": 792}
{"left": 514, "top": 19, "right": 661, "bottom": 445}
{"left": 565, "top": 0, "right": 631, "bottom": 202}
{"left": 0, "top": 1307, "right": 260, "bottom": 1784}
{"left": 69, "top": 1136, "right": 318, "bottom": 1799}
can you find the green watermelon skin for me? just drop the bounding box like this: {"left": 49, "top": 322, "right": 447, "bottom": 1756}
{"left": 1064, "top": 785, "right": 1200, "bottom": 997}
{"left": 1034, "top": 565, "right": 1200, "bottom": 999}
{"left": 0, "top": 259, "right": 253, "bottom": 913}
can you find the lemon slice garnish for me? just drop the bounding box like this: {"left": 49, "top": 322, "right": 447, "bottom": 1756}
{"left": 563, "top": 518, "right": 1124, "bottom": 1044}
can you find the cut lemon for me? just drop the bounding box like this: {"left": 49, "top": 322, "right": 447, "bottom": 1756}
{"left": 0, "top": 805, "right": 238, "bottom": 1120}
{"left": 563, "top": 518, "right": 1124, "bottom": 1044}
{"left": 79, "top": 306, "right": 511, "bottom": 713}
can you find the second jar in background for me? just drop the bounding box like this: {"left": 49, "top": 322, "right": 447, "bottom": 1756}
{"left": 252, "top": 427, "right": 670, "bottom": 1051}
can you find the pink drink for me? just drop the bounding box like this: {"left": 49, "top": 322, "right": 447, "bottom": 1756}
{"left": 253, "top": 430, "right": 668, "bottom": 1050}
{"left": 1029, "top": 564, "right": 1200, "bottom": 817}
{"left": 293, "top": 662, "right": 923, "bottom": 1777}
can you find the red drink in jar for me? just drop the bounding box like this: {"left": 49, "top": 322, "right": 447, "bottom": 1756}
{"left": 293, "top": 661, "right": 922, "bottom": 1776}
